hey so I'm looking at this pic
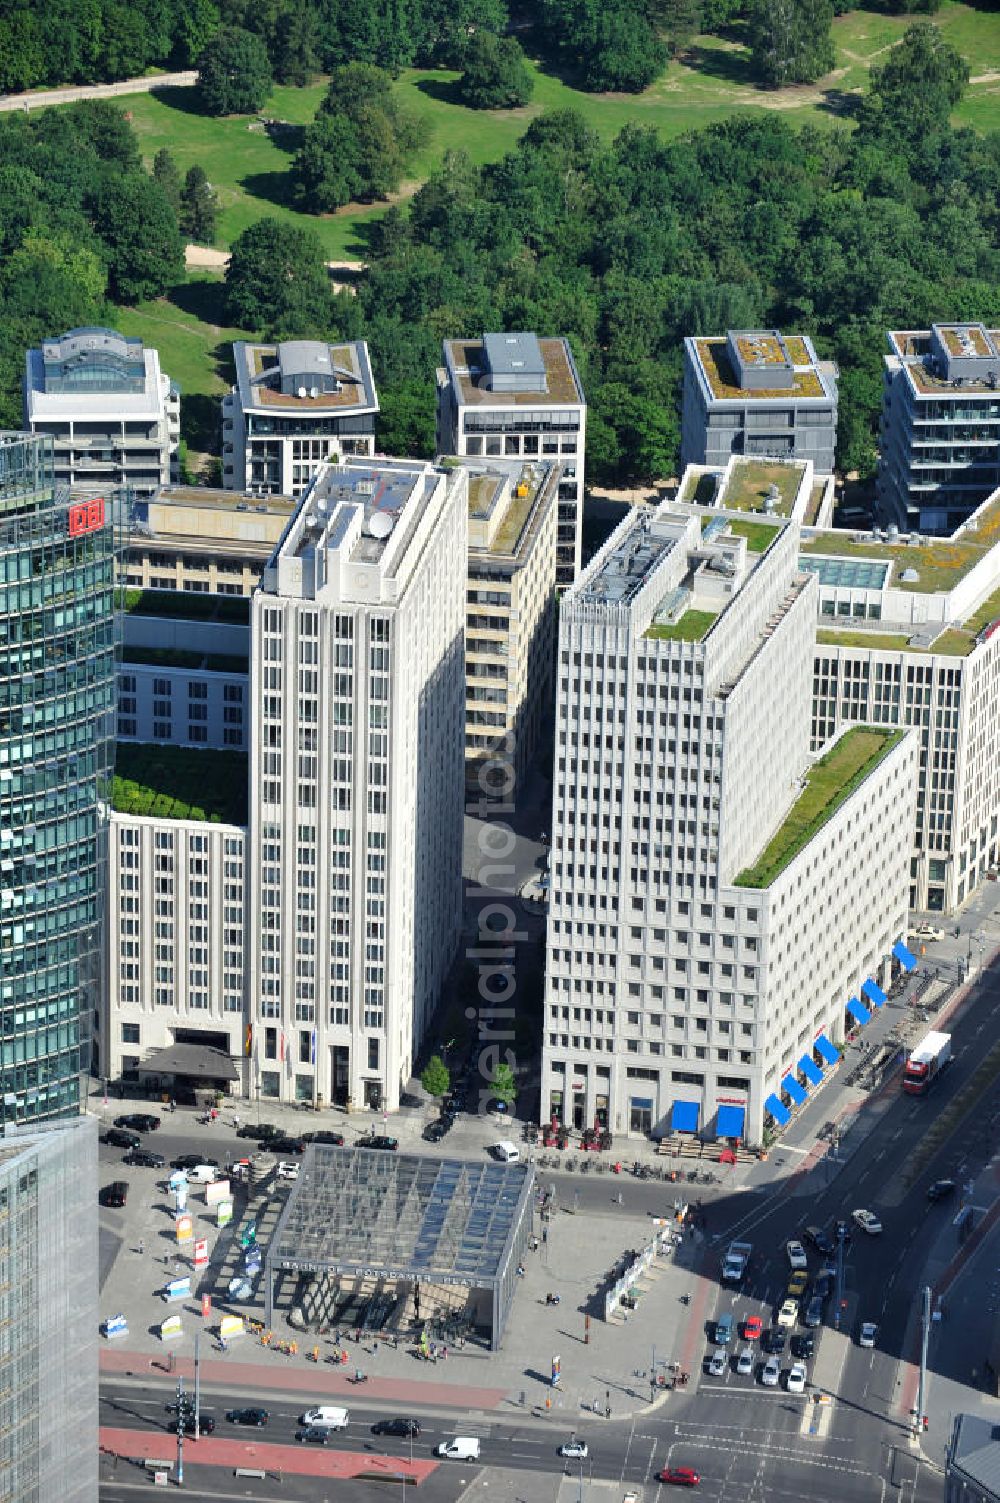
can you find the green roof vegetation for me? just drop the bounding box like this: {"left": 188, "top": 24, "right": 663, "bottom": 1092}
{"left": 113, "top": 743, "right": 248, "bottom": 825}
{"left": 117, "top": 588, "right": 250, "bottom": 625}
{"left": 725, "top": 518, "right": 781, "bottom": 554}
{"left": 683, "top": 473, "right": 719, "bottom": 505}
{"left": 645, "top": 608, "right": 719, "bottom": 642}
{"left": 801, "top": 494, "right": 1000, "bottom": 594}
{"left": 718, "top": 460, "right": 804, "bottom": 517}
{"left": 816, "top": 629, "right": 914, "bottom": 650}
{"left": 962, "top": 583, "right": 1000, "bottom": 636}
{"left": 734, "top": 727, "right": 904, "bottom": 889}
{"left": 926, "top": 629, "right": 975, "bottom": 657}
{"left": 122, "top": 646, "right": 248, "bottom": 674}
{"left": 804, "top": 482, "right": 826, "bottom": 527}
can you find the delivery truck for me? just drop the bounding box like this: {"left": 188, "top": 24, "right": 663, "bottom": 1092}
{"left": 902, "top": 1031, "right": 952, "bottom": 1095}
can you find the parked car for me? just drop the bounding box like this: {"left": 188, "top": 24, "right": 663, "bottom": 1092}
{"left": 736, "top": 1347, "right": 754, "bottom": 1376}
{"left": 761, "top": 1355, "right": 781, "bottom": 1387}
{"left": 803, "top": 1295, "right": 824, "bottom": 1328}
{"left": 787, "top": 1271, "right": 809, "bottom": 1299}
{"left": 276, "top": 1162, "right": 299, "bottom": 1180}
{"left": 777, "top": 1300, "right": 799, "bottom": 1329}
{"left": 742, "top": 1315, "right": 763, "bottom": 1342}
{"left": 559, "top": 1441, "right": 589, "bottom": 1459}
{"left": 226, "top": 1408, "right": 269, "bottom": 1426}
{"left": 296, "top": 1427, "right": 329, "bottom": 1445}
{"left": 786, "top": 1240, "right": 808, "bottom": 1270}
{"left": 171, "top": 1154, "right": 219, "bottom": 1172}
{"left": 123, "top": 1148, "right": 165, "bottom": 1169}
{"left": 803, "top": 1225, "right": 834, "bottom": 1256}
{"left": 706, "top": 1350, "right": 726, "bottom": 1377}
{"left": 910, "top": 924, "right": 945, "bottom": 944}
{"left": 356, "top": 1134, "right": 398, "bottom": 1151}
{"left": 236, "top": 1123, "right": 279, "bottom": 1141}
{"left": 372, "top": 1418, "right": 421, "bottom": 1438}
{"left": 114, "top": 1113, "right": 160, "bottom": 1132}
{"left": 308, "top": 1131, "right": 346, "bottom": 1146}
{"left": 927, "top": 1179, "right": 956, "bottom": 1202}
{"left": 852, "top": 1208, "right": 882, "bottom": 1235}
{"left": 859, "top": 1322, "right": 878, "bottom": 1349}
{"left": 763, "top": 1328, "right": 786, "bottom": 1355}
{"left": 790, "top": 1333, "right": 815, "bottom": 1360}
{"left": 658, "top": 1467, "right": 700, "bottom": 1487}
{"left": 269, "top": 1137, "right": 305, "bottom": 1156}
{"left": 786, "top": 1363, "right": 807, "bottom": 1394}
{"left": 423, "top": 1119, "right": 450, "bottom": 1143}
{"left": 102, "top": 1128, "right": 140, "bottom": 1151}
{"left": 99, "top": 1181, "right": 128, "bottom": 1208}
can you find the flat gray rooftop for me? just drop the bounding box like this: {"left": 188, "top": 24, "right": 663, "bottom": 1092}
{"left": 581, "top": 525, "right": 674, "bottom": 608}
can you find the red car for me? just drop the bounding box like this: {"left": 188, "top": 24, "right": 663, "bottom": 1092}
{"left": 742, "top": 1315, "right": 763, "bottom": 1341}
{"left": 659, "top": 1466, "right": 700, "bottom": 1487}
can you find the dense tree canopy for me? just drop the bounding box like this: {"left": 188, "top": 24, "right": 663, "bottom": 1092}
{"left": 748, "top": 0, "right": 835, "bottom": 88}
{"left": 0, "top": 102, "right": 187, "bottom": 423}
{"left": 197, "top": 26, "right": 273, "bottom": 115}
{"left": 292, "top": 64, "right": 427, "bottom": 212}
{"left": 456, "top": 33, "right": 534, "bottom": 110}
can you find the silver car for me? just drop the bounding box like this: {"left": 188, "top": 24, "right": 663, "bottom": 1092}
{"left": 761, "top": 1355, "right": 781, "bottom": 1387}
{"left": 736, "top": 1346, "right": 754, "bottom": 1376}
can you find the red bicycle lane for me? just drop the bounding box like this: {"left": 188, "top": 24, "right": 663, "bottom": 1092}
{"left": 100, "top": 1426, "right": 439, "bottom": 1481}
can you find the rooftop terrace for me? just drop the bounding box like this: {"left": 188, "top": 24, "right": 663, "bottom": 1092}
{"left": 801, "top": 489, "right": 1000, "bottom": 594}
{"left": 734, "top": 727, "right": 904, "bottom": 889}
{"left": 113, "top": 742, "right": 248, "bottom": 825}
{"left": 645, "top": 608, "right": 719, "bottom": 643}
{"left": 717, "top": 459, "right": 805, "bottom": 518}
{"left": 692, "top": 336, "right": 826, "bottom": 402}
{"left": 446, "top": 337, "right": 583, "bottom": 407}
{"left": 237, "top": 340, "right": 376, "bottom": 413}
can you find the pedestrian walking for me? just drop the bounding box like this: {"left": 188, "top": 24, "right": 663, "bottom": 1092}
{"left": 138, "top": 1238, "right": 144, "bottom": 1256}
{"left": 616, "top": 1190, "right": 623, "bottom": 1206}
{"left": 542, "top": 1226, "right": 548, "bottom": 1245}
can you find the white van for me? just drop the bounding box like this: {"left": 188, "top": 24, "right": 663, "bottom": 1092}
{"left": 301, "top": 1405, "right": 349, "bottom": 1429}
{"left": 436, "top": 1437, "right": 481, "bottom": 1460}
{"left": 186, "top": 1164, "right": 220, "bottom": 1184}
{"left": 492, "top": 1141, "right": 520, "bottom": 1164}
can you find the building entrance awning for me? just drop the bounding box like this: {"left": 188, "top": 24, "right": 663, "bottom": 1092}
{"left": 862, "top": 979, "right": 888, "bottom": 1009}
{"left": 138, "top": 1043, "right": 239, "bottom": 1082}
{"left": 846, "top": 997, "right": 870, "bottom": 1026}
{"left": 715, "top": 1104, "right": 745, "bottom": 1139}
{"left": 781, "top": 1075, "right": 807, "bottom": 1107}
{"left": 765, "top": 1094, "right": 790, "bottom": 1127}
{"left": 671, "top": 1100, "right": 699, "bottom": 1133}
{"left": 814, "top": 1035, "right": 839, "bottom": 1067}
{"left": 893, "top": 941, "right": 917, "bottom": 971}
{"left": 798, "top": 1055, "right": 823, "bottom": 1087}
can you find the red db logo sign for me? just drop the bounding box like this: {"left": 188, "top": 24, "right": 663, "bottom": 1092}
{"left": 68, "top": 497, "right": 105, "bottom": 537}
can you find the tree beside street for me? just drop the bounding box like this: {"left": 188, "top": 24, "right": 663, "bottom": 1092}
{"left": 491, "top": 1062, "right": 517, "bottom": 1107}
{"left": 420, "top": 1054, "right": 451, "bottom": 1099}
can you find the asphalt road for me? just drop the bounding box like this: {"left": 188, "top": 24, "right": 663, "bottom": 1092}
{"left": 99, "top": 957, "right": 1000, "bottom": 1503}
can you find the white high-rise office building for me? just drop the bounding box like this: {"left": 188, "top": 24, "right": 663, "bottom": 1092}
{"left": 248, "top": 457, "right": 466, "bottom": 1110}
{"left": 542, "top": 504, "right": 915, "bottom": 1146}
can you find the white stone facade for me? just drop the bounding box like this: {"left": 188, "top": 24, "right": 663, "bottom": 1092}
{"left": 108, "top": 813, "right": 247, "bottom": 1082}
{"left": 247, "top": 457, "right": 466, "bottom": 1110}
{"left": 541, "top": 502, "right": 915, "bottom": 1146}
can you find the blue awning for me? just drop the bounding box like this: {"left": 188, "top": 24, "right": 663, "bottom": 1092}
{"left": 862, "top": 978, "right": 887, "bottom": 1009}
{"left": 716, "top": 1104, "right": 745, "bottom": 1140}
{"left": 893, "top": 941, "right": 917, "bottom": 971}
{"left": 781, "top": 1075, "right": 808, "bottom": 1107}
{"left": 671, "top": 1100, "right": 699, "bottom": 1133}
{"left": 765, "top": 1093, "right": 791, "bottom": 1127}
{"left": 815, "top": 1034, "right": 839, "bottom": 1067}
{"left": 798, "top": 1055, "right": 823, "bottom": 1087}
{"left": 846, "top": 996, "right": 870, "bottom": 1025}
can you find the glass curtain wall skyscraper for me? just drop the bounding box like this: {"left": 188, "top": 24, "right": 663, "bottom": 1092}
{"left": 0, "top": 433, "right": 117, "bottom": 1123}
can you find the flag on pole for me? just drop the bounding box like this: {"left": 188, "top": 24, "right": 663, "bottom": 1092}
{"left": 310, "top": 1028, "right": 317, "bottom": 1065}
{"left": 244, "top": 1024, "right": 253, "bottom": 1057}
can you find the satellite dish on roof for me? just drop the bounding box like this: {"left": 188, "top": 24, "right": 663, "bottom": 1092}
{"left": 900, "top": 568, "right": 920, "bottom": 582}
{"left": 297, "top": 385, "right": 307, "bottom": 398}
{"left": 309, "top": 385, "right": 319, "bottom": 398}
{"left": 367, "top": 512, "right": 394, "bottom": 540}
